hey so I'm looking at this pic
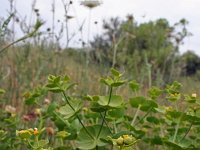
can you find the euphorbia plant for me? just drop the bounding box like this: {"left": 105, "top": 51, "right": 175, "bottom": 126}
{"left": 18, "top": 68, "right": 200, "bottom": 149}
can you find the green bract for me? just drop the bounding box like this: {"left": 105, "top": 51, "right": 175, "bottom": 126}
{"left": 76, "top": 125, "right": 111, "bottom": 149}
{"left": 58, "top": 99, "right": 83, "bottom": 119}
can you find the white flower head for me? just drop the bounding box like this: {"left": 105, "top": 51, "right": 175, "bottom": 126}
{"left": 5, "top": 105, "right": 16, "bottom": 114}
{"left": 80, "top": 0, "right": 102, "bottom": 9}
{"left": 192, "top": 93, "right": 197, "bottom": 98}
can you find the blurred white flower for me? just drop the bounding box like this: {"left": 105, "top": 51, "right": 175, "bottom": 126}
{"left": 5, "top": 105, "right": 16, "bottom": 115}
{"left": 80, "top": 0, "right": 102, "bottom": 9}
{"left": 192, "top": 93, "right": 197, "bottom": 98}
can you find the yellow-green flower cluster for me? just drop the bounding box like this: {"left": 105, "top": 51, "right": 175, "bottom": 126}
{"left": 116, "top": 134, "right": 136, "bottom": 147}
{"left": 16, "top": 128, "right": 39, "bottom": 139}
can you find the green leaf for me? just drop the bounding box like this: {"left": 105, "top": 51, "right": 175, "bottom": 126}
{"left": 47, "top": 102, "right": 58, "bottom": 115}
{"left": 24, "top": 87, "right": 47, "bottom": 105}
{"left": 141, "top": 100, "right": 158, "bottom": 111}
{"left": 163, "top": 139, "right": 193, "bottom": 150}
{"left": 166, "top": 110, "right": 184, "bottom": 119}
{"left": 148, "top": 86, "right": 162, "bottom": 99}
{"left": 64, "top": 83, "right": 76, "bottom": 91}
{"left": 129, "top": 96, "right": 146, "bottom": 108}
{"left": 90, "top": 102, "right": 107, "bottom": 112}
{"left": 54, "top": 146, "right": 72, "bottom": 150}
{"left": 24, "top": 97, "right": 36, "bottom": 105}
{"left": 84, "top": 95, "right": 94, "bottom": 101}
{"left": 98, "top": 95, "right": 123, "bottom": 109}
{"left": 111, "top": 68, "right": 121, "bottom": 77}
{"left": 167, "top": 93, "right": 181, "bottom": 102}
{"left": 48, "top": 74, "right": 56, "bottom": 82}
{"left": 54, "top": 76, "right": 61, "bottom": 84}
{"left": 56, "top": 131, "right": 70, "bottom": 139}
{"left": 108, "top": 107, "right": 125, "bottom": 119}
{"left": 63, "top": 75, "right": 70, "bottom": 82}
{"left": 34, "top": 19, "right": 44, "bottom": 30}
{"left": 111, "top": 80, "right": 126, "bottom": 87}
{"left": 46, "top": 84, "right": 63, "bottom": 93}
{"left": 129, "top": 80, "right": 140, "bottom": 92}
{"left": 183, "top": 114, "right": 200, "bottom": 125}
{"left": 33, "top": 139, "right": 49, "bottom": 149}
{"left": 76, "top": 125, "right": 111, "bottom": 150}
{"left": 166, "top": 81, "right": 182, "bottom": 95}
{"left": 129, "top": 96, "right": 158, "bottom": 112}
{"left": 146, "top": 116, "right": 160, "bottom": 124}
{"left": 100, "top": 78, "right": 113, "bottom": 86}
{"left": 58, "top": 99, "right": 83, "bottom": 119}
{"left": 149, "top": 136, "right": 163, "bottom": 145}
{"left": 0, "top": 89, "right": 5, "bottom": 95}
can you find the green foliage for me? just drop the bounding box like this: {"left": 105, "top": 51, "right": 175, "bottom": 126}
{"left": 76, "top": 125, "right": 111, "bottom": 149}
{"left": 2, "top": 68, "right": 200, "bottom": 149}
{"left": 180, "top": 51, "right": 200, "bottom": 76}
{"left": 0, "top": 89, "right": 5, "bottom": 95}
{"left": 90, "top": 17, "right": 191, "bottom": 83}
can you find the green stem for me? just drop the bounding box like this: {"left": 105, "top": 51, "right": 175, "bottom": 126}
{"left": 62, "top": 92, "right": 94, "bottom": 139}
{"left": 35, "top": 135, "right": 39, "bottom": 148}
{"left": 111, "top": 144, "right": 114, "bottom": 150}
{"left": 113, "top": 120, "right": 117, "bottom": 134}
{"left": 135, "top": 107, "right": 152, "bottom": 126}
{"left": 0, "top": 36, "right": 27, "bottom": 54}
{"left": 120, "top": 145, "right": 123, "bottom": 150}
{"left": 97, "top": 86, "right": 113, "bottom": 138}
{"left": 107, "top": 87, "right": 113, "bottom": 105}
{"left": 180, "top": 122, "right": 192, "bottom": 142}
{"left": 0, "top": 25, "right": 40, "bottom": 55}
{"left": 60, "top": 138, "right": 64, "bottom": 146}
{"left": 53, "top": 111, "right": 70, "bottom": 126}
{"left": 131, "top": 105, "right": 141, "bottom": 126}
{"left": 173, "top": 117, "right": 181, "bottom": 142}
{"left": 100, "top": 113, "right": 112, "bottom": 134}
{"left": 27, "top": 139, "right": 35, "bottom": 149}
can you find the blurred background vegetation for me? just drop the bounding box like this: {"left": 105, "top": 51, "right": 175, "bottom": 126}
{"left": 1, "top": 1, "right": 200, "bottom": 108}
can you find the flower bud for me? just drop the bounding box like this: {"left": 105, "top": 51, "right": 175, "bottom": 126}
{"left": 46, "top": 127, "right": 54, "bottom": 136}
{"left": 123, "top": 135, "right": 135, "bottom": 145}
{"left": 116, "top": 136, "right": 124, "bottom": 145}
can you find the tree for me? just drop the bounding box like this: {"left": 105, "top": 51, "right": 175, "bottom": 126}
{"left": 90, "top": 16, "right": 191, "bottom": 83}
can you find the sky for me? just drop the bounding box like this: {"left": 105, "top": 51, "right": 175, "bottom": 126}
{"left": 1, "top": 0, "right": 200, "bottom": 55}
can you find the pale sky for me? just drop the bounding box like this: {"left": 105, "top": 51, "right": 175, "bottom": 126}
{"left": 1, "top": 0, "right": 200, "bottom": 55}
